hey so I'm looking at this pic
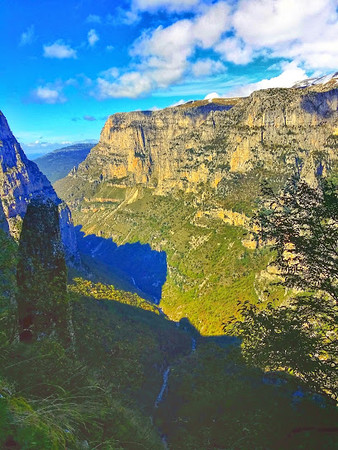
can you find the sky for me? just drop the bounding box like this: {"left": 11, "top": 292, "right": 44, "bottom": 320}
{"left": 1, "top": 0, "right": 337, "bottom": 155}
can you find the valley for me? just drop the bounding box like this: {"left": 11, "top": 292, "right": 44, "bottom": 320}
{"left": 2, "top": 0, "right": 338, "bottom": 447}
{"left": 0, "top": 78, "right": 337, "bottom": 448}
{"left": 54, "top": 81, "right": 338, "bottom": 335}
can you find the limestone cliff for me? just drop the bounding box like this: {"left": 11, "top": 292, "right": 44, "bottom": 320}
{"left": 0, "top": 111, "right": 79, "bottom": 265}
{"left": 62, "top": 84, "right": 337, "bottom": 199}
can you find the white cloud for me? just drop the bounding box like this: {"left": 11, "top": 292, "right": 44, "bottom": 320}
{"left": 230, "top": 0, "right": 338, "bottom": 70}
{"left": 86, "top": 14, "right": 101, "bottom": 24}
{"left": 132, "top": 0, "right": 200, "bottom": 13}
{"left": 100, "top": 67, "right": 120, "bottom": 78}
{"left": 32, "top": 83, "right": 66, "bottom": 104}
{"left": 43, "top": 40, "right": 77, "bottom": 59}
{"left": 215, "top": 37, "right": 253, "bottom": 65}
{"left": 192, "top": 59, "right": 226, "bottom": 77}
{"left": 169, "top": 99, "right": 189, "bottom": 107}
{"left": 88, "top": 29, "right": 99, "bottom": 47}
{"left": 233, "top": 0, "right": 327, "bottom": 47}
{"left": 93, "top": 0, "right": 337, "bottom": 99}
{"left": 227, "top": 62, "right": 307, "bottom": 97}
{"left": 95, "top": 2, "right": 230, "bottom": 98}
{"left": 20, "top": 25, "right": 35, "bottom": 46}
{"left": 204, "top": 92, "right": 220, "bottom": 100}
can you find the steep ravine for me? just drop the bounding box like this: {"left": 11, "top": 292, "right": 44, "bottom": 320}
{"left": 153, "top": 334, "right": 198, "bottom": 448}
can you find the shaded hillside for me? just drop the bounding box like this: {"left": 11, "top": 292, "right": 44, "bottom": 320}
{"left": 34, "top": 143, "right": 95, "bottom": 184}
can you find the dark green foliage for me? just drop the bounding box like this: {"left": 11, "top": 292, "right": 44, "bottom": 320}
{"left": 229, "top": 177, "right": 338, "bottom": 397}
{"left": 155, "top": 343, "right": 338, "bottom": 449}
{"left": 256, "top": 177, "right": 337, "bottom": 301}
{"left": 0, "top": 231, "right": 17, "bottom": 348}
{"left": 1, "top": 216, "right": 337, "bottom": 448}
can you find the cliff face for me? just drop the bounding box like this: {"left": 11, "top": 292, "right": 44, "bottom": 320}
{"left": 66, "top": 86, "right": 337, "bottom": 196}
{"left": 54, "top": 81, "right": 338, "bottom": 334}
{"left": 0, "top": 111, "right": 79, "bottom": 264}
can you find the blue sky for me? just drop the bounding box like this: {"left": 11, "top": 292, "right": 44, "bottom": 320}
{"left": 1, "top": 0, "right": 337, "bottom": 155}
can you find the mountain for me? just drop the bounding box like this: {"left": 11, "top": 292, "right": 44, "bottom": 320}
{"left": 34, "top": 143, "right": 95, "bottom": 184}
{"left": 0, "top": 96, "right": 337, "bottom": 448}
{"left": 55, "top": 81, "right": 338, "bottom": 334}
{"left": 0, "top": 111, "right": 79, "bottom": 265}
{"left": 293, "top": 71, "right": 338, "bottom": 90}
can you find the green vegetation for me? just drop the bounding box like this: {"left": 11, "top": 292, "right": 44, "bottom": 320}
{"left": 1, "top": 209, "right": 337, "bottom": 448}
{"left": 55, "top": 158, "right": 294, "bottom": 336}
{"left": 57, "top": 182, "right": 276, "bottom": 335}
{"left": 69, "top": 277, "right": 160, "bottom": 314}
{"left": 155, "top": 342, "right": 338, "bottom": 449}
{"left": 230, "top": 178, "right": 338, "bottom": 398}
{"left": 0, "top": 229, "right": 190, "bottom": 448}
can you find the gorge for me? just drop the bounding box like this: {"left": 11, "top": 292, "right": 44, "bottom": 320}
{"left": 0, "top": 76, "right": 337, "bottom": 449}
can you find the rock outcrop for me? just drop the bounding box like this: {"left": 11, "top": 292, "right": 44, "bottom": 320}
{"left": 0, "top": 111, "right": 79, "bottom": 265}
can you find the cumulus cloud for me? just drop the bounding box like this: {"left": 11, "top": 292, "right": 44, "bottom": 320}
{"left": 20, "top": 25, "right": 35, "bottom": 46}
{"left": 95, "top": 2, "right": 230, "bottom": 98}
{"left": 191, "top": 59, "right": 226, "bottom": 77}
{"left": 204, "top": 92, "right": 220, "bottom": 100}
{"left": 43, "top": 40, "right": 77, "bottom": 59}
{"left": 230, "top": 0, "right": 338, "bottom": 70}
{"left": 227, "top": 62, "right": 307, "bottom": 97}
{"left": 92, "top": 0, "right": 337, "bottom": 99}
{"left": 215, "top": 37, "right": 253, "bottom": 65}
{"left": 88, "top": 29, "right": 99, "bottom": 47}
{"left": 31, "top": 84, "right": 66, "bottom": 104}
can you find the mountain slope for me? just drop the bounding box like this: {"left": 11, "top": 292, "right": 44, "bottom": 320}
{"left": 34, "top": 143, "right": 95, "bottom": 184}
{"left": 55, "top": 82, "right": 338, "bottom": 334}
{"left": 0, "top": 111, "right": 79, "bottom": 264}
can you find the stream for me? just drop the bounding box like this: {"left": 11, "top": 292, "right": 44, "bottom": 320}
{"left": 154, "top": 336, "right": 197, "bottom": 409}
{"left": 155, "top": 367, "right": 171, "bottom": 408}
{"left": 153, "top": 335, "right": 197, "bottom": 447}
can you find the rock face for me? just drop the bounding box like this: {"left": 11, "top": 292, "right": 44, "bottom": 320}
{"left": 0, "top": 111, "right": 79, "bottom": 265}
{"left": 64, "top": 86, "right": 337, "bottom": 196}
{"left": 66, "top": 99, "right": 238, "bottom": 195}
{"left": 17, "top": 199, "right": 69, "bottom": 342}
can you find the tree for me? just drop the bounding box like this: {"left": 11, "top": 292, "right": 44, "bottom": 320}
{"left": 227, "top": 176, "right": 338, "bottom": 398}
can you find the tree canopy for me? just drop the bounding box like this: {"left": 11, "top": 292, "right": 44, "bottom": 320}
{"left": 227, "top": 176, "right": 338, "bottom": 398}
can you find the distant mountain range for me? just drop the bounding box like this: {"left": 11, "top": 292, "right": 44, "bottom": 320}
{"left": 34, "top": 143, "right": 96, "bottom": 184}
